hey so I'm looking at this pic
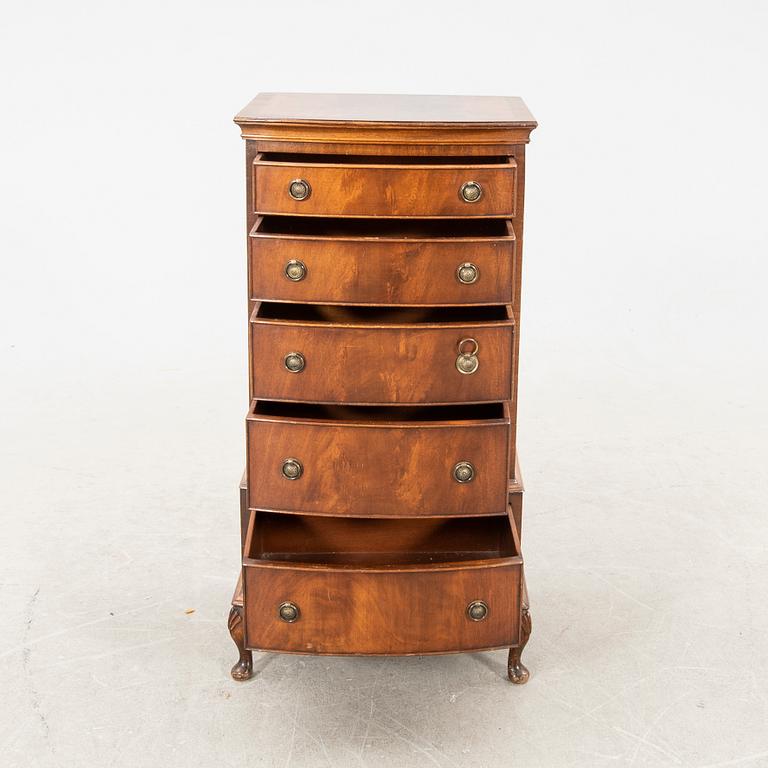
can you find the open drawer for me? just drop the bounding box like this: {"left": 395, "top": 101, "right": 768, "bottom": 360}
{"left": 246, "top": 400, "right": 511, "bottom": 518}
{"left": 250, "top": 303, "right": 515, "bottom": 405}
{"left": 250, "top": 217, "right": 516, "bottom": 306}
{"left": 242, "top": 510, "right": 523, "bottom": 654}
{"left": 253, "top": 153, "right": 517, "bottom": 218}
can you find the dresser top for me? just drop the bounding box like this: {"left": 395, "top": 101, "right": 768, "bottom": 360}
{"left": 235, "top": 93, "right": 536, "bottom": 128}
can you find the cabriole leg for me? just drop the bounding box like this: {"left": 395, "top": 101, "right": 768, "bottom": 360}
{"left": 228, "top": 605, "right": 253, "bottom": 681}
{"left": 507, "top": 605, "right": 531, "bottom": 684}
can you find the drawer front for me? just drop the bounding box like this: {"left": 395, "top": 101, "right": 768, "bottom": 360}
{"left": 250, "top": 233, "right": 515, "bottom": 306}
{"left": 253, "top": 159, "right": 517, "bottom": 218}
{"left": 243, "top": 561, "right": 521, "bottom": 654}
{"left": 247, "top": 416, "right": 509, "bottom": 517}
{"left": 250, "top": 321, "right": 514, "bottom": 404}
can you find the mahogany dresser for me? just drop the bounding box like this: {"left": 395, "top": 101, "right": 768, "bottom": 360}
{"left": 228, "top": 93, "right": 537, "bottom": 684}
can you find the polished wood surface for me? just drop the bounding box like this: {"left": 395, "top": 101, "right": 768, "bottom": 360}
{"left": 236, "top": 93, "right": 537, "bottom": 127}
{"left": 243, "top": 563, "right": 520, "bottom": 655}
{"left": 250, "top": 218, "right": 516, "bottom": 306}
{"left": 253, "top": 154, "right": 516, "bottom": 218}
{"left": 230, "top": 92, "right": 536, "bottom": 681}
{"left": 246, "top": 401, "right": 510, "bottom": 517}
{"left": 243, "top": 557, "right": 521, "bottom": 655}
{"left": 235, "top": 94, "right": 537, "bottom": 147}
{"left": 250, "top": 303, "right": 514, "bottom": 405}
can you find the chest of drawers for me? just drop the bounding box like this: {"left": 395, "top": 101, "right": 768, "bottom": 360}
{"left": 227, "top": 93, "right": 536, "bottom": 684}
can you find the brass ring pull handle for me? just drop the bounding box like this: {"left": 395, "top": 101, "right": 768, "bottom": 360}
{"left": 288, "top": 179, "right": 311, "bottom": 201}
{"left": 459, "top": 181, "right": 483, "bottom": 203}
{"left": 455, "top": 338, "right": 479, "bottom": 375}
{"left": 467, "top": 600, "right": 489, "bottom": 621}
{"left": 456, "top": 262, "right": 479, "bottom": 284}
{"left": 453, "top": 461, "right": 475, "bottom": 483}
{"left": 284, "top": 352, "right": 305, "bottom": 373}
{"left": 281, "top": 458, "right": 303, "bottom": 480}
{"left": 278, "top": 601, "right": 300, "bottom": 622}
{"left": 284, "top": 259, "right": 307, "bottom": 281}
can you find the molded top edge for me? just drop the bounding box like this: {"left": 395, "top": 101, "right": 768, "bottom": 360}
{"left": 234, "top": 92, "right": 537, "bottom": 128}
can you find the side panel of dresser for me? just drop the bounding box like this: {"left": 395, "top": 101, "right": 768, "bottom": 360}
{"left": 508, "top": 144, "right": 527, "bottom": 484}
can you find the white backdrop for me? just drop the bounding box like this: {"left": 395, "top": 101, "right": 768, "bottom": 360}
{"left": 2, "top": 2, "right": 767, "bottom": 767}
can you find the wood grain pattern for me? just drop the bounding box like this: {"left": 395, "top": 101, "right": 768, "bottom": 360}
{"left": 236, "top": 94, "right": 536, "bottom": 146}
{"left": 246, "top": 402, "right": 510, "bottom": 517}
{"left": 232, "top": 92, "right": 537, "bottom": 677}
{"left": 228, "top": 605, "right": 253, "bottom": 680}
{"left": 507, "top": 143, "right": 528, "bottom": 474}
{"left": 253, "top": 155, "right": 517, "bottom": 218}
{"left": 243, "top": 560, "right": 521, "bottom": 655}
{"left": 252, "top": 140, "right": 519, "bottom": 157}
{"left": 236, "top": 93, "right": 537, "bottom": 127}
{"left": 250, "top": 218, "right": 516, "bottom": 306}
{"left": 250, "top": 304, "right": 514, "bottom": 405}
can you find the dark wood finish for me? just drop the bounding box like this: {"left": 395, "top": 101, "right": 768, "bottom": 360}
{"left": 248, "top": 511, "right": 517, "bottom": 563}
{"left": 247, "top": 401, "right": 510, "bottom": 518}
{"left": 254, "top": 153, "right": 516, "bottom": 218}
{"left": 244, "top": 562, "right": 520, "bottom": 655}
{"left": 252, "top": 140, "right": 518, "bottom": 157}
{"left": 236, "top": 93, "right": 537, "bottom": 126}
{"left": 242, "top": 505, "right": 522, "bottom": 656}
{"left": 239, "top": 470, "right": 248, "bottom": 550}
{"left": 250, "top": 303, "right": 514, "bottom": 405}
{"left": 508, "top": 584, "right": 531, "bottom": 684}
{"left": 509, "top": 459, "right": 524, "bottom": 536}
{"left": 228, "top": 588, "right": 253, "bottom": 681}
{"left": 235, "top": 93, "right": 537, "bottom": 146}
{"left": 231, "top": 92, "right": 536, "bottom": 683}
{"left": 250, "top": 218, "right": 516, "bottom": 307}
{"left": 508, "top": 144, "right": 527, "bottom": 470}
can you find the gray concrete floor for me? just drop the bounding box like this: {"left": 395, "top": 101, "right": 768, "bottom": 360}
{"left": 3, "top": 332, "right": 767, "bottom": 768}
{"left": 3, "top": 0, "right": 768, "bottom": 765}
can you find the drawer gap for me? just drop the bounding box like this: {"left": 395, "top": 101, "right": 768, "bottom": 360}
{"left": 251, "top": 400, "right": 505, "bottom": 422}
{"left": 258, "top": 153, "right": 512, "bottom": 166}
{"left": 246, "top": 512, "right": 518, "bottom": 567}
{"left": 253, "top": 302, "right": 509, "bottom": 324}
{"left": 253, "top": 216, "right": 513, "bottom": 239}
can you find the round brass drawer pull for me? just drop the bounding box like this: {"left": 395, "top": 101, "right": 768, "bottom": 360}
{"left": 284, "top": 352, "right": 305, "bottom": 373}
{"left": 455, "top": 338, "right": 479, "bottom": 375}
{"left": 459, "top": 181, "right": 483, "bottom": 203}
{"left": 278, "top": 601, "right": 300, "bottom": 622}
{"left": 281, "top": 458, "right": 303, "bottom": 480}
{"left": 284, "top": 259, "right": 307, "bottom": 281}
{"left": 288, "top": 179, "right": 311, "bottom": 201}
{"left": 467, "top": 600, "right": 488, "bottom": 621}
{"left": 453, "top": 461, "right": 475, "bottom": 483}
{"left": 457, "top": 262, "right": 479, "bottom": 284}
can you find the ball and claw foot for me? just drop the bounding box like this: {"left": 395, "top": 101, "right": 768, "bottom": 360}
{"left": 228, "top": 605, "right": 253, "bottom": 681}
{"left": 507, "top": 606, "right": 531, "bottom": 684}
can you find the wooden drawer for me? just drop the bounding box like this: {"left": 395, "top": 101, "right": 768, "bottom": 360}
{"left": 242, "top": 512, "right": 523, "bottom": 654}
{"left": 250, "top": 303, "right": 514, "bottom": 405}
{"left": 246, "top": 401, "right": 510, "bottom": 517}
{"left": 253, "top": 153, "right": 517, "bottom": 218}
{"left": 250, "top": 217, "right": 516, "bottom": 306}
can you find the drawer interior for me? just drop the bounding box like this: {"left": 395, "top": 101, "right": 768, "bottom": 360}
{"left": 258, "top": 153, "right": 513, "bottom": 166}
{"left": 251, "top": 400, "right": 506, "bottom": 422}
{"left": 245, "top": 512, "right": 518, "bottom": 566}
{"left": 252, "top": 302, "right": 510, "bottom": 324}
{"left": 253, "top": 216, "right": 513, "bottom": 239}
